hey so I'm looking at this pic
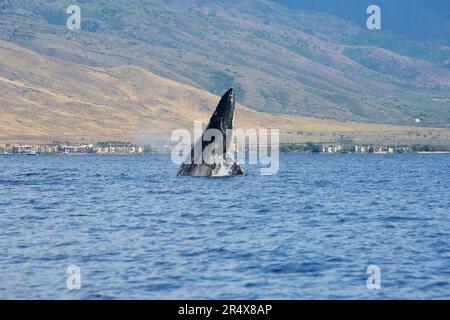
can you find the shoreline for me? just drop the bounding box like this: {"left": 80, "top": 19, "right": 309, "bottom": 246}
{"left": 416, "top": 151, "right": 450, "bottom": 154}
{"left": 2, "top": 152, "right": 450, "bottom": 156}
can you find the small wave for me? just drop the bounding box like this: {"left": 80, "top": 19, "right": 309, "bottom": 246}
{"left": 265, "top": 262, "right": 331, "bottom": 275}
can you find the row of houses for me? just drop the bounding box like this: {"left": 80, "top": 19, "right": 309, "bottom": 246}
{"left": 1, "top": 144, "right": 145, "bottom": 155}
{"left": 321, "top": 145, "right": 413, "bottom": 154}
{"left": 96, "top": 145, "right": 144, "bottom": 154}
{"left": 0, "top": 143, "right": 425, "bottom": 155}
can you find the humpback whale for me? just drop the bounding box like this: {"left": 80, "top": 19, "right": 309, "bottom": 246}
{"left": 177, "top": 88, "right": 245, "bottom": 177}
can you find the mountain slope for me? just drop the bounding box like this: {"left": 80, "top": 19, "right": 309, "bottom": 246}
{"left": 275, "top": 0, "right": 450, "bottom": 46}
{"left": 0, "top": 0, "right": 449, "bottom": 127}
{"left": 1, "top": 40, "right": 450, "bottom": 146}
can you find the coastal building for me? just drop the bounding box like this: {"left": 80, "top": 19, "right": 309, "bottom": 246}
{"left": 94, "top": 145, "right": 144, "bottom": 154}
{"left": 321, "top": 144, "right": 345, "bottom": 153}
{"left": 374, "top": 146, "right": 388, "bottom": 154}
{"left": 354, "top": 145, "right": 368, "bottom": 153}
{"left": 396, "top": 146, "right": 413, "bottom": 153}
{"left": 61, "top": 144, "right": 94, "bottom": 154}
{"left": 2, "top": 143, "right": 145, "bottom": 155}
{"left": 150, "top": 145, "right": 173, "bottom": 153}
{"left": 9, "top": 144, "right": 37, "bottom": 154}
{"left": 37, "top": 145, "right": 60, "bottom": 154}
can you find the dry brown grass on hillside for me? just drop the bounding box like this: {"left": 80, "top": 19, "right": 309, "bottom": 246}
{"left": 1, "top": 40, "right": 449, "bottom": 145}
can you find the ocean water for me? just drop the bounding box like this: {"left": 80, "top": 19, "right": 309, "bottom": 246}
{"left": 0, "top": 154, "right": 449, "bottom": 300}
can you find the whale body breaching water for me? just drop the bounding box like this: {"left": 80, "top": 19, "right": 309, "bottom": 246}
{"left": 177, "top": 88, "right": 245, "bottom": 177}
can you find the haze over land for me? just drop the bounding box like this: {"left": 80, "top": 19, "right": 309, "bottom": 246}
{"left": 0, "top": 0, "right": 449, "bottom": 144}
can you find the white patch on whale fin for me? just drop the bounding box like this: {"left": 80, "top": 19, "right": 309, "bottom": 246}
{"left": 211, "top": 156, "right": 238, "bottom": 177}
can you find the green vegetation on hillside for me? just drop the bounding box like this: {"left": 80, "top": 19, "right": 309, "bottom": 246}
{"left": 0, "top": 0, "right": 449, "bottom": 127}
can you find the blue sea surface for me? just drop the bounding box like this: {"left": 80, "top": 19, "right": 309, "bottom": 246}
{"left": 0, "top": 154, "right": 449, "bottom": 299}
